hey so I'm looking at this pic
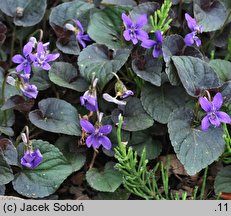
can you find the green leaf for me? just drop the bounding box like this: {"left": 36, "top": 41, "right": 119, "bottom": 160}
{"left": 0, "top": 109, "right": 15, "bottom": 136}
{"left": 56, "top": 40, "right": 80, "bottom": 56}
{"left": 172, "top": 56, "right": 221, "bottom": 97}
{"left": 88, "top": 6, "right": 129, "bottom": 49}
{"left": 209, "top": 59, "right": 231, "bottom": 83}
{"left": 0, "top": 152, "right": 14, "bottom": 185}
{"left": 55, "top": 136, "right": 86, "bottom": 172}
{"left": 214, "top": 165, "right": 231, "bottom": 194}
{"left": 95, "top": 188, "right": 130, "bottom": 200}
{"left": 49, "top": 62, "right": 88, "bottom": 92}
{"left": 101, "top": 0, "right": 136, "bottom": 6}
{"left": 141, "top": 83, "right": 188, "bottom": 124}
{"left": 0, "top": 0, "right": 47, "bottom": 27}
{"left": 29, "top": 98, "right": 81, "bottom": 136}
{"left": 168, "top": 108, "right": 225, "bottom": 175}
{"left": 163, "top": 35, "right": 203, "bottom": 65}
{"left": 112, "top": 97, "right": 154, "bottom": 131}
{"left": 86, "top": 162, "right": 123, "bottom": 192}
{"left": 0, "top": 67, "right": 19, "bottom": 102}
{"left": 130, "top": 2, "right": 159, "bottom": 31}
{"left": 162, "top": 34, "right": 203, "bottom": 86}
{"left": 12, "top": 140, "right": 73, "bottom": 198}
{"left": 0, "top": 139, "right": 18, "bottom": 166}
{"left": 0, "top": 185, "right": 5, "bottom": 195}
{"left": 132, "top": 56, "right": 162, "bottom": 86}
{"left": 49, "top": 0, "right": 94, "bottom": 55}
{"left": 128, "top": 130, "right": 162, "bottom": 160}
{"left": 78, "top": 44, "right": 130, "bottom": 89}
{"left": 49, "top": 0, "right": 93, "bottom": 29}
{"left": 30, "top": 68, "right": 50, "bottom": 91}
{"left": 220, "top": 81, "right": 231, "bottom": 103}
{"left": 194, "top": 0, "right": 227, "bottom": 32}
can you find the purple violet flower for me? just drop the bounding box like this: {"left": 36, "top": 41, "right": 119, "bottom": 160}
{"left": 30, "top": 42, "right": 60, "bottom": 70}
{"left": 80, "top": 90, "right": 98, "bottom": 112}
{"left": 20, "top": 84, "right": 38, "bottom": 99}
{"left": 121, "top": 90, "right": 134, "bottom": 99}
{"left": 21, "top": 149, "right": 43, "bottom": 169}
{"left": 185, "top": 13, "right": 203, "bottom": 33}
{"left": 141, "top": 30, "right": 163, "bottom": 58}
{"left": 184, "top": 31, "right": 201, "bottom": 47}
{"left": 80, "top": 119, "right": 112, "bottom": 150}
{"left": 122, "top": 13, "right": 149, "bottom": 45}
{"left": 75, "top": 20, "right": 92, "bottom": 48}
{"left": 12, "top": 42, "right": 33, "bottom": 74}
{"left": 184, "top": 13, "right": 203, "bottom": 47}
{"left": 199, "top": 92, "right": 231, "bottom": 131}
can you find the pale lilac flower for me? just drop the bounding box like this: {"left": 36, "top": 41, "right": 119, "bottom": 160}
{"left": 103, "top": 93, "right": 127, "bottom": 106}
{"left": 21, "top": 149, "right": 43, "bottom": 169}
{"left": 21, "top": 133, "right": 28, "bottom": 144}
{"left": 80, "top": 119, "right": 112, "bottom": 150}
{"left": 20, "top": 84, "right": 38, "bottom": 99}
{"left": 199, "top": 92, "right": 231, "bottom": 131}
{"left": 12, "top": 42, "right": 33, "bottom": 74}
{"left": 121, "top": 90, "right": 134, "bottom": 99}
{"left": 30, "top": 42, "right": 60, "bottom": 70}
{"left": 75, "top": 20, "right": 92, "bottom": 48}
{"left": 122, "top": 13, "right": 148, "bottom": 45}
{"left": 80, "top": 90, "right": 98, "bottom": 112}
{"left": 141, "top": 30, "right": 163, "bottom": 58}
{"left": 184, "top": 13, "right": 203, "bottom": 47}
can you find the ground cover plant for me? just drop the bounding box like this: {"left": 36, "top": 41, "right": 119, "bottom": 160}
{"left": 0, "top": 0, "right": 231, "bottom": 200}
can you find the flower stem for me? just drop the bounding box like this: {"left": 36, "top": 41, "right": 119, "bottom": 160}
{"left": 89, "top": 148, "right": 98, "bottom": 169}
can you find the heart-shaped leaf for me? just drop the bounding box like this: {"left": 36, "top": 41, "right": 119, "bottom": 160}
{"left": 168, "top": 108, "right": 225, "bottom": 175}
{"left": 88, "top": 6, "right": 129, "bottom": 49}
{"left": 101, "top": 0, "right": 136, "bottom": 6}
{"left": 49, "top": 62, "right": 88, "bottom": 92}
{"left": 49, "top": 0, "right": 94, "bottom": 55}
{"left": 86, "top": 162, "right": 123, "bottom": 192}
{"left": 0, "top": 67, "right": 19, "bottom": 102}
{"left": 132, "top": 56, "right": 162, "bottom": 86}
{"left": 130, "top": 2, "right": 159, "bottom": 31}
{"left": 29, "top": 98, "right": 81, "bottom": 136}
{"left": 172, "top": 56, "right": 221, "bottom": 97}
{"left": 0, "top": 152, "right": 14, "bottom": 185}
{"left": 128, "top": 130, "right": 162, "bottom": 160}
{"left": 215, "top": 166, "right": 231, "bottom": 194}
{"left": 30, "top": 68, "right": 51, "bottom": 91}
{"left": 0, "top": 185, "right": 5, "bottom": 195}
{"left": 95, "top": 188, "right": 130, "bottom": 200}
{"left": 162, "top": 35, "right": 203, "bottom": 86}
{"left": 12, "top": 140, "right": 73, "bottom": 198}
{"left": 49, "top": 0, "right": 93, "bottom": 30}
{"left": 78, "top": 44, "right": 130, "bottom": 89}
{"left": 0, "top": 139, "right": 18, "bottom": 166}
{"left": 141, "top": 83, "right": 188, "bottom": 124}
{"left": 220, "top": 81, "right": 231, "bottom": 103}
{"left": 194, "top": 0, "right": 227, "bottom": 32}
{"left": 209, "top": 59, "right": 231, "bottom": 83}
{"left": 112, "top": 97, "right": 154, "bottom": 131}
{"left": 0, "top": 109, "right": 15, "bottom": 136}
{"left": 55, "top": 136, "right": 86, "bottom": 172}
{"left": 0, "top": 0, "right": 47, "bottom": 27}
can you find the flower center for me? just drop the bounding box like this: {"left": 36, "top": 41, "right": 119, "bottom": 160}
{"left": 129, "top": 26, "right": 137, "bottom": 38}
{"left": 209, "top": 112, "right": 217, "bottom": 120}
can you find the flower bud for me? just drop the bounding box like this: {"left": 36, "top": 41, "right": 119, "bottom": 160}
{"left": 64, "top": 23, "right": 76, "bottom": 32}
